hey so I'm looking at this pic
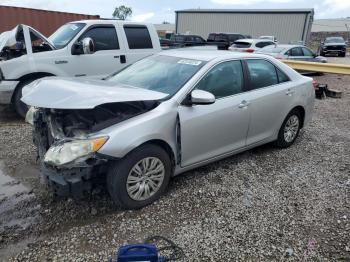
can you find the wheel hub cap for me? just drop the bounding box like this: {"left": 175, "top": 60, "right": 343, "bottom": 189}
{"left": 284, "top": 115, "right": 299, "bottom": 143}
{"left": 126, "top": 157, "right": 165, "bottom": 201}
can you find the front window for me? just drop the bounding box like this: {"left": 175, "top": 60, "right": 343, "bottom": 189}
{"left": 49, "top": 23, "right": 86, "bottom": 49}
{"left": 107, "top": 55, "right": 206, "bottom": 97}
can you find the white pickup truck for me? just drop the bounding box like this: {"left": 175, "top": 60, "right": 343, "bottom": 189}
{"left": 0, "top": 20, "right": 161, "bottom": 116}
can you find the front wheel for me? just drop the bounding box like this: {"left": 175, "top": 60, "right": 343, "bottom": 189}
{"left": 107, "top": 144, "right": 172, "bottom": 209}
{"left": 13, "top": 79, "right": 34, "bottom": 118}
{"left": 275, "top": 110, "right": 302, "bottom": 148}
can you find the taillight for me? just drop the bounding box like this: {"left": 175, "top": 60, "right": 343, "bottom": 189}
{"left": 245, "top": 48, "right": 255, "bottom": 53}
{"left": 312, "top": 79, "right": 318, "bottom": 89}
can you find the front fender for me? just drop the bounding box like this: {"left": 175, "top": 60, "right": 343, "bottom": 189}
{"left": 96, "top": 105, "right": 178, "bottom": 161}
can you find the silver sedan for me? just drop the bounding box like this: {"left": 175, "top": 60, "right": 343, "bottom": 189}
{"left": 23, "top": 50, "right": 315, "bottom": 209}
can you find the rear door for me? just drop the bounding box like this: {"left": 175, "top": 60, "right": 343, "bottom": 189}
{"left": 121, "top": 24, "right": 158, "bottom": 65}
{"left": 178, "top": 60, "right": 251, "bottom": 167}
{"left": 244, "top": 59, "right": 294, "bottom": 145}
{"left": 68, "top": 24, "right": 124, "bottom": 78}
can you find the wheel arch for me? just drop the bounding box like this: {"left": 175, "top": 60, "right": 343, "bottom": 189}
{"left": 11, "top": 72, "right": 56, "bottom": 103}
{"left": 290, "top": 105, "right": 305, "bottom": 128}
{"left": 138, "top": 139, "right": 176, "bottom": 173}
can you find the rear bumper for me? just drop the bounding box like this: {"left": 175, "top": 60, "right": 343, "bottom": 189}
{"left": 0, "top": 80, "right": 19, "bottom": 104}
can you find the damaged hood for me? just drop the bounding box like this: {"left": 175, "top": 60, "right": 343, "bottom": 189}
{"left": 0, "top": 24, "right": 54, "bottom": 53}
{"left": 21, "top": 78, "right": 168, "bottom": 109}
{"left": 0, "top": 27, "right": 17, "bottom": 52}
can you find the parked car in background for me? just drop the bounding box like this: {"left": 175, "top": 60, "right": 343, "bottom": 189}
{"left": 160, "top": 34, "right": 206, "bottom": 49}
{"left": 257, "top": 44, "right": 327, "bottom": 63}
{"left": 23, "top": 49, "right": 315, "bottom": 209}
{"left": 319, "top": 37, "right": 347, "bottom": 57}
{"left": 259, "top": 35, "right": 277, "bottom": 42}
{"left": 207, "top": 33, "right": 245, "bottom": 47}
{"left": 229, "top": 39, "right": 275, "bottom": 53}
{"left": 0, "top": 20, "right": 161, "bottom": 117}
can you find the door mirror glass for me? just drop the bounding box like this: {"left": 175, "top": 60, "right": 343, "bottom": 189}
{"left": 190, "top": 90, "right": 215, "bottom": 105}
{"left": 81, "top": 37, "right": 95, "bottom": 54}
{"left": 71, "top": 37, "right": 95, "bottom": 55}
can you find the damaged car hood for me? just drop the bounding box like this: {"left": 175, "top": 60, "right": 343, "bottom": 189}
{"left": 0, "top": 24, "right": 54, "bottom": 53}
{"left": 21, "top": 78, "right": 168, "bottom": 109}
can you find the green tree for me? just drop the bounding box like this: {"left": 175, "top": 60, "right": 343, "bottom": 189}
{"left": 112, "top": 5, "right": 132, "bottom": 20}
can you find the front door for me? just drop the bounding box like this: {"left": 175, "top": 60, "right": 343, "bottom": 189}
{"left": 178, "top": 60, "right": 251, "bottom": 167}
{"left": 68, "top": 25, "right": 125, "bottom": 79}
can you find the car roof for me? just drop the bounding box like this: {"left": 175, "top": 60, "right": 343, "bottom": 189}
{"left": 159, "top": 49, "right": 271, "bottom": 61}
{"left": 69, "top": 19, "right": 153, "bottom": 26}
{"left": 235, "top": 39, "right": 273, "bottom": 43}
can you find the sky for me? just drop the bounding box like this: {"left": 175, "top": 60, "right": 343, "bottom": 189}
{"left": 0, "top": 0, "right": 349, "bottom": 23}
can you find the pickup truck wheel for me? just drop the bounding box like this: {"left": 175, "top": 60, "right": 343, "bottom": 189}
{"left": 107, "top": 144, "right": 171, "bottom": 209}
{"left": 13, "top": 79, "right": 33, "bottom": 118}
{"left": 275, "top": 110, "right": 301, "bottom": 148}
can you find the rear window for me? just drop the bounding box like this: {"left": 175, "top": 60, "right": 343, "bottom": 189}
{"left": 124, "top": 25, "right": 153, "bottom": 49}
{"left": 233, "top": 42, "right": 252, "bottom": 48}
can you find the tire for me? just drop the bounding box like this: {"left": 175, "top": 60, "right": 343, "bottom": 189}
{"left": 13, "top": 79, "right": 34, "bottom": 118}
{"left": 275, "top": 109, "right": 302, "bottom": 148}
{"left": 107, "top": 144, "right": 172, "bottom": 209}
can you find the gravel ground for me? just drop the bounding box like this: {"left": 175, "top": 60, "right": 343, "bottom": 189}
{"left": 0, "top": 73, "right": 349, "bottom": 261}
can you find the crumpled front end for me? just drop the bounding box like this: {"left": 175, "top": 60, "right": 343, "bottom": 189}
{"left": 31, "top": 108, "right": 109, "bottom": 197}
{"left": 29, "top": 100, "right": 159, "bottom": 197}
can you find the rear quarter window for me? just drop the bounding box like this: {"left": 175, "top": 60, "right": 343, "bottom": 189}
{"left": 124, "top": 25, "right": 153, "bottom": 49}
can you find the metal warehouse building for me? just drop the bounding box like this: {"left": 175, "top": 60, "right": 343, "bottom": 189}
{"left": 175, "top": 9, "right": 314, "bottom": 44}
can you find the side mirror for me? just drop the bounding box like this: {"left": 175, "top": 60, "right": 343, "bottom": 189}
{"left": 81, "top": 37, "right": 95, "bottom": 54}
{"left": 185, "top": 90, "right": 215, "bottom": 105}
{"left": 321, "top": 41, "right": 324, "bottom": 45}
{"left": 71, "top": 37, "right": 95, "bottom": 55}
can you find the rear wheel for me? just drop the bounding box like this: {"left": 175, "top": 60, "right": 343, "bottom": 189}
{"left": 13, "top": 79, "right": 34, "bottom": 118}
{"left": 275, "top": 110, "right": 302, "bottom": 148}
{"left": 107, "top": 144, "right": 172, "bottom": 209}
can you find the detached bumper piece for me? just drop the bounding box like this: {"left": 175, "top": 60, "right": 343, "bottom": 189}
{"left": 315, "top": 84, "right": 342, "bottom": 99}
{"left": 42, "top": 165, "right": 94, "bottom": 198}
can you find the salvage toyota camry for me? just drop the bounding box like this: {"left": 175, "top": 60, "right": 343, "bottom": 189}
{"left": 22, "top": 50, "right": 315, "bottom": 209}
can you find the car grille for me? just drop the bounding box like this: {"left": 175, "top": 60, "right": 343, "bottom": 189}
{"left": 326, "top": 46, "right": 343, "bottom": 50}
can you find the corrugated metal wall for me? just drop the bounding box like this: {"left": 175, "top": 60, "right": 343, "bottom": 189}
{"left": 0, "top": 5, "right": 99, "bottom": 36}
{"left": 176, "top": 12, "right": 311, "bottom": 43}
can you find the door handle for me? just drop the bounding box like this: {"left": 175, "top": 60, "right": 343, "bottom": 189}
{"left": 238, "top": 100, "right": 250, "bottom": 108}
{"left": 120, "top": 55, "right": 126, "bottom": 64}
{"left": 286, "top": 89, "right": 295, "bottom": 96}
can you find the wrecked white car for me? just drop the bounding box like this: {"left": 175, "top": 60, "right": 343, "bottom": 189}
{"left": 22, "top": 50, "right": 315, "bottom": 209}
{"left": 0, "top": 21, "right": 161, "bottom": 117}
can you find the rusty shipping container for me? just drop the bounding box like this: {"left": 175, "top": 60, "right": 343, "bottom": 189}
{"left": 0, "top": 5, "right": 100, "bottom": 36}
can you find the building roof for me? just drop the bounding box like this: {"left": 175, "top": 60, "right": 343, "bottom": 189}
{"left": 312, "top": 18, "right": 350, "bottom": 32}
{"left": 176, "top": 9, "right": 314, "bottom": 14}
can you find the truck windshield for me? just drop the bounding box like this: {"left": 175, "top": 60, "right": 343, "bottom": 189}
{"left": 325, "top": 37, "right": 345, "bottom": 43}
{"left": 107, "top": 55, "right": 206, "bottom": 97}
{"left": 49, "top": 23, "right": 86, "bottom": 49}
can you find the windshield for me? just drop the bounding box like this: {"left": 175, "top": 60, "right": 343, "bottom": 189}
{"left": 49, "top": 23, "right": 86, "bottom": 49}
{"left": 325, "top": 37, "right": 345, "bottom": 43}
{"left": 259, "top": 46, "right": 285, "bottom": 53}
{"left": 107, "top": 55, "right": 206, "bottom": 97}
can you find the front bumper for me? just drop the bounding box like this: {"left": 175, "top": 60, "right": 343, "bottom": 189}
{"left": 41, "top": 164, "right": 104, "bottom": 198}
{"left": 0, "top": 80, "right": 19, "bottom": 104}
